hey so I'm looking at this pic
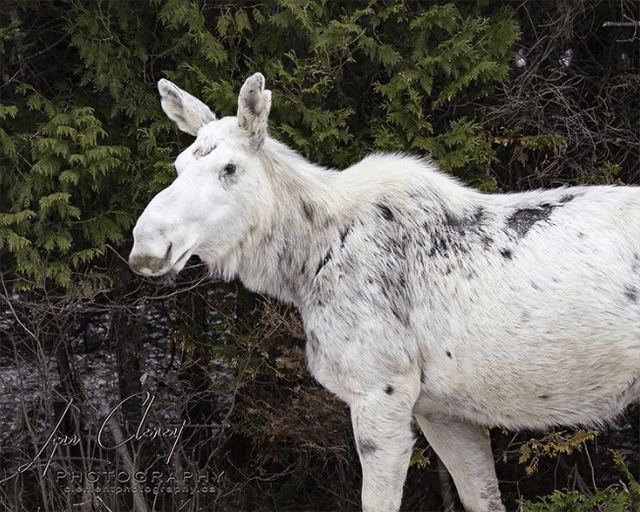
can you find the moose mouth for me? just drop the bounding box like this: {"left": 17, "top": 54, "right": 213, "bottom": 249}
{"left": 168, "top": 244, "right": 194, "bottom": 274}
{"left": 129, "top": 242, "right": 195, "bottom": 277}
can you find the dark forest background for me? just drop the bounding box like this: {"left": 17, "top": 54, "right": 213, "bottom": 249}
{"left": 1, "top": 1, "right": 639, "bottom": 511}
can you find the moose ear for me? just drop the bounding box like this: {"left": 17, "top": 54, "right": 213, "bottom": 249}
{"left": 237, "top": 73, "right": 272, "bottom": 150}
{"left": 158, "top": 79, "right": 216, "bottom": 136}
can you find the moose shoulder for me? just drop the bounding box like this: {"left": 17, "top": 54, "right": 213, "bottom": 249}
{"left": 129, "top": 73, "right": 640, "bottom": 512}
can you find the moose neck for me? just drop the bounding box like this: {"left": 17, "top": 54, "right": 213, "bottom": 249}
{"left": 236, "top": 138, "right": 347, "bottom": 307}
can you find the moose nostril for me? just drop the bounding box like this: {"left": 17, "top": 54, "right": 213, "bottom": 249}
{"left": 129, "top": 242, "right": 174, "bottom": 276}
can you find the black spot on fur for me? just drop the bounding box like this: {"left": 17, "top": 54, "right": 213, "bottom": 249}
{"left": 559, "top": 194, "right": 575, "bottom": 203}
{"left": 624, "top": 285, "right": 638, "bottom": 303}
{"left": 390, "top": 304, "right": 411, "bottom": 328}
{"left": 358, "top": 439, "right": 378, "bottom": 456}
{"left": 376, "top": 203, "right": 395, "bottom": 222}
{"left": 301, "top": 201, "right": 314, "bottom": 223}
{"left": 428, "top": 240, "right": 442, "bottom": 257}
{"left": 445, "top": 207, "right": 485, "bottom": 235}
{"left": 378, "top": 271, "right": 412, "bottom": 328}
{"left": 307, "top": 331, "right": 319, "bottom": 354}
{"left": 385, "top": 385, "right": 394, "bottom": 395}
{"left": 427, "top": 207, "right": 487, "bottom": 258}
{"left": 446, "top": 351, "right": 452, "bottom": 359}
{"left": 444, "top": 210, "right": 462, "bottom": 230}
{"left": 339, "top": 224, "right": 352, "bottom": 249}
{"left": 500, "top": 249, "right": 513, "bottom": 259}
{"left": 428, "top": 233, "right": 452, "bottom": 258}
{"left": 314, "top": 249, "right": 333, "bottom": 277}
{"left": 539, "top": 394, "right": 550, "bottom": 400}
{"left": 473, "top": 207, "right": 485, "bottom": 223}
{"left": 507, "top": 205, "right": 554, "bottom": 238}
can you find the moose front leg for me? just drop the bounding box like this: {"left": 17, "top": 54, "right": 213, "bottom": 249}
{"left": 350, "top": 375, "right": 420, "bottom": 512}
{"left": 415, "top": 414, "right": 506, "bottom": 512}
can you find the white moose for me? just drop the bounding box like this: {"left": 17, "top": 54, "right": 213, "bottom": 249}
{"left": 129, "top": 73, "right": 640, "bottom": 512}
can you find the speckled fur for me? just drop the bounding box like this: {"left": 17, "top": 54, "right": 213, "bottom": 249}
{"left": 130, "top": 74, "right": 640, "bottom": 512}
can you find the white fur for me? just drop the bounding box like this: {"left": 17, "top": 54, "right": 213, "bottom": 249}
{"left": 130, "top": 73, "right": 640, "bottom": 512}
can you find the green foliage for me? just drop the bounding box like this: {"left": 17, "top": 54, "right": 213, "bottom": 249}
{"left": 0, "top": 87, "right": 132, "bottom": 290}
{"left": 373, "top": 2, "right": 517, "bottom": 165}
{"left": 409, "top": 446, "right": 431, "bottom": 469}
{"left": 521, "top": 452, "right": 640, "bottom": 512}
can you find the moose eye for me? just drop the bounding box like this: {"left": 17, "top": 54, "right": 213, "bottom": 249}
{"left": 223, "top": 163, "right": 236, "bottom": 176}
